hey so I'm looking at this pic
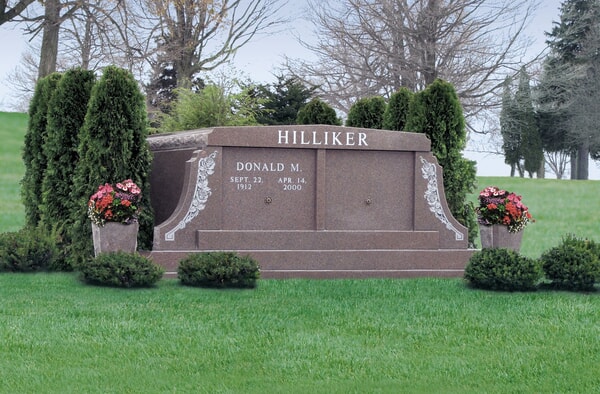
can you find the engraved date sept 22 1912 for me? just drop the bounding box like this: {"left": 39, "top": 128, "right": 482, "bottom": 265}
{"left": 229, "top": 175, "right": 307, "bottom": 191}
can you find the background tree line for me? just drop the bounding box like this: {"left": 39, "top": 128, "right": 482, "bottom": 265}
{"left": 5, "top": 0, "right": 538, "bottom": 126}
{"left": 6, "top": 0, "right": 600, "bottom": 181}
{"left": 499, "top": 0, "right": 600, "bottom": 180}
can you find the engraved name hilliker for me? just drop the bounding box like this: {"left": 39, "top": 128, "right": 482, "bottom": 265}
{"left": 277, "top": 129, "right": 368, "bottom": 146}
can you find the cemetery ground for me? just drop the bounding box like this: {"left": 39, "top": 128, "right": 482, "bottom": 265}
{"left": 1, "top": 112, "right": 600, "bottom": 392}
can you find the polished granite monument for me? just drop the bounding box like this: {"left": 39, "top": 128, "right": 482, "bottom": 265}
{"left": 147, "top": 125, "right": 473, "bottom": 278}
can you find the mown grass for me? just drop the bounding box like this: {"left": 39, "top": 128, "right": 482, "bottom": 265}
{"left": 1, "top": 274, "right": 600, "bottom": 393}
{"left": 2, "top": 111, "right": 600, "bottom": 392}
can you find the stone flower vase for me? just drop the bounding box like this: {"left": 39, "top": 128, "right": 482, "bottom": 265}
{"left": 479, "top": 224, "right": 523, "bottom": 252}
{"left": 91, "top": 222, "right": 139, "bottom": 256}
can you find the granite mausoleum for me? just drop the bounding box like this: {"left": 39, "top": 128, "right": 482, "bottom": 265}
{"left": 147, "top": 125, "right": 473, "bottom": 278}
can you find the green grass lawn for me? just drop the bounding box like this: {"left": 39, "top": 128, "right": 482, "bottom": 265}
{"left": 2, "top": 111, "right": 600, "bottom": 392}
{"left": 1, "top": 274, "right": 600, "bottom": 393}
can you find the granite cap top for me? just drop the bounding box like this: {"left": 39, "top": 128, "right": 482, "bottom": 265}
{"left": 148, "top": 125, "right": 431, "bottom": 152}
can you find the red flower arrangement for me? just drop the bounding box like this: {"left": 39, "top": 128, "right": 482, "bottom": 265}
{"left": 476, "top": 186, "right": 533, "bottom": 233}
{"left": 88, "top": 179, "right": 142, "bottom": 226}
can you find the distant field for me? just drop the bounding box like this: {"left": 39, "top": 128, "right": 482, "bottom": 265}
{"left": 2, "top": 111, "right": 600, "bottom": 258}
{"left": 472, "top": 176, "right": 600, "bottom": 258}
{"left": 0, "top": 111, "right": 26, "bottom": 232}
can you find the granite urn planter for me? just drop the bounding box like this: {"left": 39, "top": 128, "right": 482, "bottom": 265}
{"left": 479, "top": 224, "right": 523, "bottom": 251}
{"left": 91, "top": 222, "right": 139, "bottom": 256}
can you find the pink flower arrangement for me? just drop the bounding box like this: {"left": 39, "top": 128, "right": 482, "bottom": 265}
{"left": 476, "top": 186, "right": 533, "bottom": 233}
{"left": 88, "top": 179, "right": 142, "bottom": 226}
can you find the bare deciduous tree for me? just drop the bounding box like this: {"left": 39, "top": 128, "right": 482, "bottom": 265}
{"left": 143, "top": 0, "right": 287, "bottom": 113}
{"left": 0, "top": 0, "right": 35, "bottom": 25}
{"left": 5, "top": 47, "right": 39, "bottom": 111}
{"left": 147, "top": 0, "right": 286, "bottom": 83}
{"left": 9, "top": 0, "right": 287, "bottom": 111}
{"left": 287, "top": 0, "right": 540, "bottom": 132}
{"left": 18, "top": 0, "right": 81, "bottom": 78}
{"left": 57, "top": 0, "right": 157, "bottom": 78}
{"left": 545, "top": 150, "right": 569, "bottom": 179}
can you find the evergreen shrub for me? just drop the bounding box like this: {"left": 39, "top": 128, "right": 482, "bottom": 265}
{"left": 79, "top": 251, "right": 164, "bottom": 288}
{"left": 382, "top": 88, "right": 413, "bottom": 131}
{"left": 69, "top": 66, "right": 154, "bottom": 266}
{"left": 346, "top": 96, "right": 386, "bottom": 129}
{"left": 41, "top": 68, "right": 95, "bottom": 234}
{"left": 178, "top": 252, "right": 260, "bottom": 288}
{"left": 21, "top": 73, "right": 62, "bottom": 227}
{"left": 0, "top": 228, "right": 58, "bottom": 272}
{"left": 464, "top": 248, "right": 542, "bottom": 291}
{"left": 157, "top": 84, "right": 259, "bottom": 132}
{"left": 540, "top": 234, "right": 600, "bottom": 291}
{"left": 406, "top": 79, "right": 477, "bottom": 246}
{"left": 296, "top": 98, "right": 341, "bottom": 125}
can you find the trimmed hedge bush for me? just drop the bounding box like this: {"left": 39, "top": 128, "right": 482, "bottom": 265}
{"left": 296, "top": 98, "right": 341, "bottom": 126}
{"left": 0, "top": 228, "right": 58, "bottom": 272}
{"left": 178, "top": 252, "right": 260, "bottom": 288}
{"left": 79, "top": 251, "right": 164, "bottom": 288}
{"left": 540, "top": 235, "right": 600, "bottom": 291}
{"left": 346, "top": 96, "right": 386, "bottom": 129}
{"left": 464, "top": 247, "right": 543, "bottom": 291}
{"left": 382, "top": 87, "right": 413, "bottom": 131}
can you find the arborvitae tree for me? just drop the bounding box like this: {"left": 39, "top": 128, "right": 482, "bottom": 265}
{"left": 500, "top": 77, "right": 523, "bottom": 177}
{"left": 255, "top": 75, "right": 314, "bottom": 125}
{"left": 69, "top": 66, "right": 154, "bottom": 265}
{"left": 41, "top": 68, "right": 96, "bottom": 235}
{"left": 21, "top": 72, "right": 62, "bottom": 228}
{"left": 296, "top": 98, "right": 341, "bottom": 125}
{"left": 515, "top": 67, "right": 544, "bottom": 177}
{"left": 382, "top": 88, "right": 413, "bottom": 131}
{"left": 406, "top": 79, "right": 477, "bottom": 246}
{"left": 345, "top": 96, "right": 386, "bottom": 129}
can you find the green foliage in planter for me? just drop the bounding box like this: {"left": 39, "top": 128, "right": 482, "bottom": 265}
{"left": 296, "top": 98, "right": 341, "bottom": 125}
{"left": 21, "top": 73, "right": 62, "bottom": 228}
{"left": 0, "top": 227, "right": 58, "bottom": 272}
{"left": 540, "top": 234, "right": 600, "bottom": 291}
{"left": 79, "top": 251, "right": 164, "bottom": 288}
{"left": 464, "top": 247, "right": 543, "bottom": 291}
{"left": 346, "top": 96, "right": 386, "bottom": 129}
{"left": 178, "top": 252, "right": 260, "bottom": 288}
